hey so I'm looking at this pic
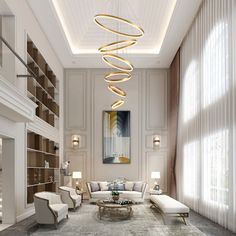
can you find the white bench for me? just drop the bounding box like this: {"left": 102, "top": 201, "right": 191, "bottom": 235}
{"left": 150, "top": 195, "right": 189, "bottom": 225}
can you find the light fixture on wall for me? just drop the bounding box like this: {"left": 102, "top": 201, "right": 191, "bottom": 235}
{"left": 94, "top": 11, "right": 144, "bottom": 109}
{"left": 72, "top": 135, "right": 80, "bottom": 148}
{"left": 151, "top": 171, "right": 160, "bottom": 190}
{"left": 72, "top": 171, "right": 82, "bottom": 190}
{"left": 153, "top": 135, "right": 161, "bottom": 148}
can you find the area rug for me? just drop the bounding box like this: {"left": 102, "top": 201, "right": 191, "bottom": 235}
{"left": 30, "top": 202, "right": 205, "bottom": 236}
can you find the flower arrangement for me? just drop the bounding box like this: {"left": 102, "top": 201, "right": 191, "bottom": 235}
{"left": 108, "top": 178, "right": 126, "bottom": 201}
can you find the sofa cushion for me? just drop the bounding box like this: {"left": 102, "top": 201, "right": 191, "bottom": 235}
{"left": 99, "top": 181, "right": 109, "bottom": 191}
{"left": 119, "top": 191, "right": 142, "bottom": 199}
{"left": 50, "top": 204, "right": 68, "bottom": 217}
{"left": 133, "top": 182, "right": 143, "bottom": 192}
{"left": 125, "top": 181, "right": 134, "bottom": 191}
{"left": 150, "top": 195, "right": 189, "bottom": 214}
{"left": 91, "top": 191, "right": 142, "bottom": 200}
{"left": 91, "top": 191, "right": 111, "bottom": 199}
{"left": 90, "top": 182, "right": 100, "bottom": 192}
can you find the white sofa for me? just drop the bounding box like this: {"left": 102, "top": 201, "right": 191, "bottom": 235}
{"left": 34, "top": 191, "right": 68, "bottom": 228}
{"left": 59, "top": 186, "right": 81, "bottom": 210}
{"left": 87, "top": 181, "right": 147, "bottom": 203}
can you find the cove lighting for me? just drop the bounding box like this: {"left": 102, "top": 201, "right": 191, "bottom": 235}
{"left": 51, "top": 0, "right": 177, "bottom": 55}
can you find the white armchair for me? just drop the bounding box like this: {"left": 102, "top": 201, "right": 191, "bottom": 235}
{"left": 34, "top": 191, "right": 68, "bottom": 228}
{"left": 59, "top": 186, "right": 81, "bottom": 210}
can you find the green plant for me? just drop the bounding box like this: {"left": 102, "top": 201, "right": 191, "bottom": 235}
{"left": 111, "top": 190, "right": 120, "bottom": 196}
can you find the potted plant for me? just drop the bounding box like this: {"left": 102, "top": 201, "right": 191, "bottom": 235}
{"left": 111, "top": 190, "right": 120, "bottom": 201}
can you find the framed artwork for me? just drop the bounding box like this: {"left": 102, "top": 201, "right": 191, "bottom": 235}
{"left": 103, "top": 111, "right": 130, "bottom": 164}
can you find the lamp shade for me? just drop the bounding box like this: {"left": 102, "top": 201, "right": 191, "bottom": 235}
{"left": 151, "top": 172, "right": 160, "bottom": 179}
{"left": 72, "top": 171, "right": 82, "bottom": 179}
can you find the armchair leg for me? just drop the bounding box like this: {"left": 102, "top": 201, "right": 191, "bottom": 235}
{"left": 67, "top": 214, "right": 69, "bottom": 219}
{"left": 55, "top": 222, "right": 58, "bottom": 229}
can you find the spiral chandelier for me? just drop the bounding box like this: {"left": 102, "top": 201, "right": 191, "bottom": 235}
{"left": 94, "top": 13, "right": 144, "bottom": 109}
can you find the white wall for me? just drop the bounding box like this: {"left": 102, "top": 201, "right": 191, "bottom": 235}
{"left": 0, "top": 0, "right": 64, "bottom": 222}
{"left": 64, "top": 69, "right": 169, "bottom": 192}
{"left": 0, "top": 138, "right": 2, "bottom": 169}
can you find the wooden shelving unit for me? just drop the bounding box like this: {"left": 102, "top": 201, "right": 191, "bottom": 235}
{"left": 27, "top": 131, "right": 59, "bottom": 204}
{"left": 26, "top": 36, "right": 59, "bottom": 127}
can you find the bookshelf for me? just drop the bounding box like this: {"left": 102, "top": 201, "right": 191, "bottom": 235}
{"left": 27, "top": 131, "right": 59, "bottom": 204}
{"left": 26, "top": 36, "right": 59, "bottom": 128}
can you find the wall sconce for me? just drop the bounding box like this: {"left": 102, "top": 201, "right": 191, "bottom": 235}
{"left": 72, "top": 135, "right": 80, "bottom": 148}
{"left": 153, "top": 135, "right": 161, "bottom": 148}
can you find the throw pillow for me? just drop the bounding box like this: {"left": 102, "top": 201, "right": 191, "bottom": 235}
{"left": 99, "top": 181, "right": 109, "bottom": 191}
{"left": 90, "top": 182, "right": 100, "bottom": 192}
{"left": 133, "top": 182, "right": 143, "bottom": 192}
{"left": 116, "top": 183, "right": 125, "bottom": 191}
{"left": 125, "top": 181, "right": 134, "bottom": 191}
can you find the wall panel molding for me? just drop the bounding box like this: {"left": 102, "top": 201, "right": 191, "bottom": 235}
{"left": 65, "top": 70, "right": 87, "bottom": 131}
{"left": 145, "top": 70, "right": 168, "bottom": 131}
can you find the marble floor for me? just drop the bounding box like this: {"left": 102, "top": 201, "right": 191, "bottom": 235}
{"left": 0, "top": 201, "right": 235, "bottom": 236}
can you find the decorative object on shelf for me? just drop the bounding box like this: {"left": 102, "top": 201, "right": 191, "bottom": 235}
{"left": 151, "top": 172, "right": 160, "bottom": 190}
{"left": 48, "top": 176, "right": 54, "bottom": 182}
{"left": 94, "top": 11, "right": 144, "bottom": 109}
{"left": 153, "top": 135, "right": 161, "bottom": 148}
{"left": 103, "top": 111, "right": 130, "bottom": 164}
{"left": 72, "top": 134, "right": 80, "bottom": 148}
{"left": 44, "top": 160, "right": 49, "bottom": 168}
{"left": 72, "top": 171, "right": 82, "bottom": 190}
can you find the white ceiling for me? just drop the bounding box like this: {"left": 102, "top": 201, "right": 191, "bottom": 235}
{"left": 27, "top": 0, "right": 202, "bottom": 68}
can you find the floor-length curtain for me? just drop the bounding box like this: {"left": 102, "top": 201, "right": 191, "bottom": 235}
{"left": 176, "top": 0, "right": 236, "bottom": 232}
{"left": 168, "top": 50, "right": 180, "bottom": 199}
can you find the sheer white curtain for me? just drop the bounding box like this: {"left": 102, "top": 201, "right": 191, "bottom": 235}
{"left": 176, "top": 0, "right": 236, "bottom": 232}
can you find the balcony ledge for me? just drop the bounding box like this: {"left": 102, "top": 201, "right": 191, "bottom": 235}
{"left": 0, "top": 76, "right": 37, "bottom": 122}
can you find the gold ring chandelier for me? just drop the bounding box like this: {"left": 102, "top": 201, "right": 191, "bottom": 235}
{"left": 104, "top": 71, "right": 131, "bottom": 83}
{"left": 94, "top": 13, "right": 144, "bottom": 109}
{"left": 111, "top": 100, "right": 124, "bottom": 109}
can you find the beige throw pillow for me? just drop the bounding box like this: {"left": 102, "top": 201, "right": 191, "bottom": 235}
{"left": 125, "top": 181, "right": 134, "bottom": 191}
{"left": 99, "top": 181, "right": 109, "bottom": 191}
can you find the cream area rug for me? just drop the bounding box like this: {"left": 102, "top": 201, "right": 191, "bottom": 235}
{"left": 31, "top": 202, "right": 205, "bottom": 236}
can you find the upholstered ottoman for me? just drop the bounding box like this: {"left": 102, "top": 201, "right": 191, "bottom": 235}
{"left": 150, "top": 195, "right": 189, "bottom": 224}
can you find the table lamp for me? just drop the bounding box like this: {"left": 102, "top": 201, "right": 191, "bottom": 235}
{"left": 72, "top": 171, "right": 82, "bottom": 190}
{"left": 151, "top": 171, "right": 160, "bottom": 190}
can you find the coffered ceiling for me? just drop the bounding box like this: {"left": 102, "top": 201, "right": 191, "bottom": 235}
{"left": 27, "top": 0, "right": 202, "bottom": 68}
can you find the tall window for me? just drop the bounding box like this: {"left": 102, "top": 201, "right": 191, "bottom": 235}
{"left": 183, "top": 141, "right": 199, "bottom": 198}
{"left": 203, "top": 130, "right": 229, "bottom": 206}
{"left": 203, "top": 22, "right": 229, "bottom": 108}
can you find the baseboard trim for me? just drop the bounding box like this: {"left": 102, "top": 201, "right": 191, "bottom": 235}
{"left": 16, "top": 208, "right": 35, "bottom": 222}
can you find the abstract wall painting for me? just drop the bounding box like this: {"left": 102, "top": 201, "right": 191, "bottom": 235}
{"left": 103, "top": 111, "right": 130, "bottom": 164}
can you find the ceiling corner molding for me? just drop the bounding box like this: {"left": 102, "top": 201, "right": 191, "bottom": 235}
{"left": 0, "top": 76, "right": 37, "bottom": 122}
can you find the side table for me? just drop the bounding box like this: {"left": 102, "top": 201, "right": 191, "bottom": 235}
{"left": 149, "top": 189, "right": 163, "bottom": 195}
{"left": 76, "top": 190, "right": 86, "bottom": 202}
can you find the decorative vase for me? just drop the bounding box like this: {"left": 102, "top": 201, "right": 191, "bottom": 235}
{"left": 112, "top": 195, "right": 119, "bottom": 201}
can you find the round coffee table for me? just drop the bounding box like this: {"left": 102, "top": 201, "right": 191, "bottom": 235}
{"left": 96, "top": 199, "right": 133, "bottom": 220}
